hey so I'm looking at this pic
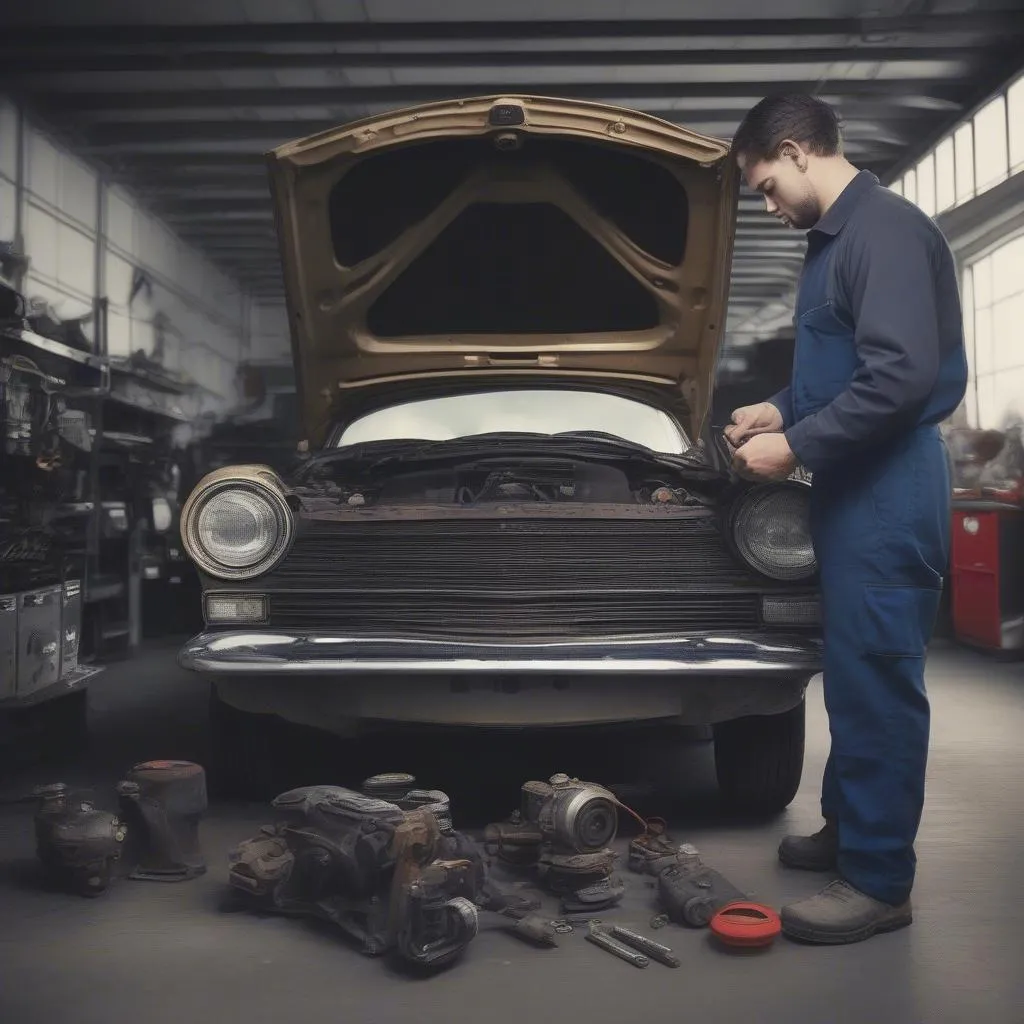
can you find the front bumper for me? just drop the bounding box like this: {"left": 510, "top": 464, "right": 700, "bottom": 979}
{"left": 179, "top": 631, "right": 822, "bottom": 677}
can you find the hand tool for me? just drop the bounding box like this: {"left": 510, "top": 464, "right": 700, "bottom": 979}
{"left": 608, "top": 925, "right": 680, "bottom": 967}
{"left": 585, "top": 922, "right": 649, "bottom": 968}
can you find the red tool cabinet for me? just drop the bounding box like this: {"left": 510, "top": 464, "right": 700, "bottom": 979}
{"left": 950, "top": 501, "right": 1024, "bottom": 653}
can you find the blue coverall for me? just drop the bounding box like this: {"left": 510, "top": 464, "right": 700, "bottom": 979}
{"left": 769, "top": 170, "right": 968, "bottom": 906}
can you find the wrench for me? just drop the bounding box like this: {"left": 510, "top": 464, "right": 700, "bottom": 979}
{"left": 609, "top": 925, "right": 680, "bottom": 968}
{"left": 585, "top": 923, "right": 649, "bottom": 968}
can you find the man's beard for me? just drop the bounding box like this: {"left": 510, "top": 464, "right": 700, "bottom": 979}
{"left": 785, "top": 193, "right": 821, "bottom": 230}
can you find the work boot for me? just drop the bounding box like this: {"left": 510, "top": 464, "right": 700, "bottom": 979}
{"left": 778, "top": 819, "right": 838, "bottom": 871}
{"left": 781, "top": 880, "right": 913, "bottom": 944}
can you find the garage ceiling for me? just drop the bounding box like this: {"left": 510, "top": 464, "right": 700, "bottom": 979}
{"left": 1, "top": 1, "right": 1023, "bottom": 331}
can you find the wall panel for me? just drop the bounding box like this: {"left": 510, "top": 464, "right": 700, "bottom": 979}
{"left": 0, "top": 99, "right": 17, "bottom": 182}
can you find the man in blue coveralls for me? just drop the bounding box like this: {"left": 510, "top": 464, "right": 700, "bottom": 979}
{"left": 725, "top": 94, "right": 968, "bottom": 944}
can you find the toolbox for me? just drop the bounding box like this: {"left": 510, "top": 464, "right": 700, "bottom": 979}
{"left": 0, "top": 592, "right": 16, "bottom": 700}
{"left": 61, "top": 579, "right": 83, "bottom": 677}
{"left": 951, "top": 502, "right": 1024, "bottom": 654}
{"left": 16, "top": 585, "right": 62, "bottom": 697}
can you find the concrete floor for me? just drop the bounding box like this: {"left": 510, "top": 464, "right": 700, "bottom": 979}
{"left": 0, "top": 640, "right": 1021, "bottom": 1024}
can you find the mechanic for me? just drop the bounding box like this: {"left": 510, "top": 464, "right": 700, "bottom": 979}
{"left": 724, "top": 94, "right": 968, "bottom": 945}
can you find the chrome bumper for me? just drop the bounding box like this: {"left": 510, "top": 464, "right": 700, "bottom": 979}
{"left": 179, "top": 631, "right": 822, "bottom": 677}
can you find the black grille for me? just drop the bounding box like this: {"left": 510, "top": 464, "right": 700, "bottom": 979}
{"left": 259, "top": 513, "right": 764, "bottom": 639}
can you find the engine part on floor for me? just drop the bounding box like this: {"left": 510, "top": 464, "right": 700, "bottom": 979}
{"left": 627, "top": 818, "right": 679, "bottom": 874}
{"left": 653, "top": 844, "right": 749, "bottom": 927}
{"left": 362, "top": 774, "right": 457, "bottom": 833}
{"left": 505, "top": 914, "right": 560, "bottom": 947}
{"left": 585, "top": 922, "right": 649, "bottom": 968}
{"left": 228, "top": 781, "right": 534, "bottom": 971}
{"left": 361, "top": 772, "right": 418, "bottom": 803}
{"left": 709, "top": 902, "right": 782, "bottom": 948}
{"left": 484, "top": 773, "right": 625, "bottom": 914}
{"left": 649, "top": 914, "right": 669, "bottom": 930}
{"left": 390, "top": 818, "right": 480, "bottom": 970}
{"left": 32, "top": 783, "right": 126, "bottom": 897}
{"left": 608, "top": 925, "right": 680, "bottom": 968}
{"left": 116, "top": 760, "right": 207, "bottom": 881}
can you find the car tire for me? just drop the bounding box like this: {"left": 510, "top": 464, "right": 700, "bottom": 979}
{"left": 208, "top": 688, "right": 281, "bottom": 801}
{"left": 713, "top": 700, "right": 805, "bottom": 816}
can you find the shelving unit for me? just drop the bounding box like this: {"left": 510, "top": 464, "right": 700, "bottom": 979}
{"left": 2, "top": 315, "right": 199, "bottom": 663}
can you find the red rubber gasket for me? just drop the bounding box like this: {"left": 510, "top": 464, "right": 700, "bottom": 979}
{"left": 709, "top": 902, "right": 782, "bottom": 947}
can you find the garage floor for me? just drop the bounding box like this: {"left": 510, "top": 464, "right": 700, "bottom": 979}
{"left": 0, "top": 641, "right": 1020, "bottom": 1024}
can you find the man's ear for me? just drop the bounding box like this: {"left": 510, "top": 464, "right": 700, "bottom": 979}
{"left": 778, "top": 138, "right": 809, "bottom": 171}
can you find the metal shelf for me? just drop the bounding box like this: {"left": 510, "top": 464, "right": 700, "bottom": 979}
{"left": 105, "top": 391, "right": 191, "bottom": 422}
{"left": 0, "top": 325, "right": 101, "bottom": 369}
{"left": 107, "top": 357, "right": 193, "bottom": 395}
{"left": 85, "top": 577, "right": 125, "bottom": 604}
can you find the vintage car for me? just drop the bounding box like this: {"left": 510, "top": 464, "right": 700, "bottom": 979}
{"left": 178, "top": 95, "right": 822, "bottom": 811}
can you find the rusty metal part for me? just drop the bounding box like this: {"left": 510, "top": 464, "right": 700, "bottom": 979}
{"left": 609, "top": 925, "right": 680, "bottom": 967}
{"left": 585, "top": 922, "right": 649, "bottom": 968}
{"left": 650, "top": 913, "right": 669, "bottom": 930}
{"left": 628, "top": 819, "right": 679, "bottom": 875}
{"left": 506, "top": 914, "right": 559, "bottom": 947}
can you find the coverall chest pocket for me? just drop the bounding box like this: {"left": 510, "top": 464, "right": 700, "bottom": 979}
{"left": 793, "top": 301, "right": 860, "bottom": 416}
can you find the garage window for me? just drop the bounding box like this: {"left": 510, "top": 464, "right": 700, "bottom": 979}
{"left": 973, "top": 95, "right": 1009, "bottom": 194}
{"left": 934, "top": 138, "right": 956, "bottom": 214}
{"left": 901, "top": 169, "right": 917, "bottom": 205}
{"left": 1009, "top": 76, "right": 1024, "bottom": 175}
{"left": 915, "top": 153, "right": 936, "bottom": 218}
{"left": 955, "top": 123, "right": 976, "bottom": 203}
{"left": 964, "top": 232, "right": 1024, "bottom": 429}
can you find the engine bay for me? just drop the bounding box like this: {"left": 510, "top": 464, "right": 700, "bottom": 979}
{"left": 295, "top": 458, "right": 693, "bottom": 508}
{"left": 290, "top": 434, "right": 721, "bottom": 510}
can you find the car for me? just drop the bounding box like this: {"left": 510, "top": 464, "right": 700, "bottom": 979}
{"left": 177, "top": 95, "right": 822, "bottom": 812}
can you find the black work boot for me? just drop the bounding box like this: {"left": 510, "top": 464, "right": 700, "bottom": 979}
{"left": 778, "top": 819, "right": 838, "bottom": 871}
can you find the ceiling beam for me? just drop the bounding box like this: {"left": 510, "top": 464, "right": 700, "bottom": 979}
{"left": 41, "top": 79, "right": 965, "bottom": 114}
{"left": 2, "top": 13, "right": 1021, "bottom": 48}
{"left": 152, "top": 197, "right": 271, "bottom": 213}
{"left": 0, "top": 44, "right": 986, "bottom": 76}
{"left": 162, "top": 210, "right": 274, "bottom": 223}
{"left": 133, "top": 187, "right": 271, "bottom": 202}
{"left": 70, "top": 110, "right": 946, "bottom": 149}
{"left": 173, "top": 226, "right": 277, "bottom": 238}
{"left": 111, "top": 152, "right": 267, "bottom": 168}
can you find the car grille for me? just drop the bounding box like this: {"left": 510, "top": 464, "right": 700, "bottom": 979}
{"left": 259, "top": 514, "right": 765, "bottom": 639}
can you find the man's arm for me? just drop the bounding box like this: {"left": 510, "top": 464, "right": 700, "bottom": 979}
{"left": 783, "top": 207, "right": 941, "bottom": 474}
{"left": 768, "top": 386, "right": 794, "bottom": 430}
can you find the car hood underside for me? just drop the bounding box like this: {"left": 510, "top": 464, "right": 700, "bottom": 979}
{"left": 267, "top": 94, "right": 738, "bottom": 446}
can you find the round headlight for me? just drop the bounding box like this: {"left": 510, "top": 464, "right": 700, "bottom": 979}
{"left": 182, "top": 474, "right": 293, "bottom": 580}
{"left": 728, "top": 483, "right": 816, "bottom": 582}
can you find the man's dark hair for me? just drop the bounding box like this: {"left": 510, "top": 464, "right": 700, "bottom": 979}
{"left": 731, "top": 94, "right": 843, "bottom": 163}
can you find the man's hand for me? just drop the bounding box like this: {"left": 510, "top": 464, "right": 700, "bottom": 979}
{"left": 732, "top": 432, "right": 797, "bottom": 481}
{"left": 724, "top": 402, "right": 784, "bottom": 449}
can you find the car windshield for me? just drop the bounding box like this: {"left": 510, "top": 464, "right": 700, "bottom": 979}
{"left": 335, "top": 390, "right": 687, "bottom": 453}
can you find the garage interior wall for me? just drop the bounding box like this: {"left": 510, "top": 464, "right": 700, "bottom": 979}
{"left": 248, "top": 301, "right": 290, "bottom": 363}
{"left": 0, "top": 96, "right": 282, "bottom": 408}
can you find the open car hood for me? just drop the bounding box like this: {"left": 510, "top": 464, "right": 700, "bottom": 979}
{"left": 267, "top": 95, "right": 737, "bottom": 447}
